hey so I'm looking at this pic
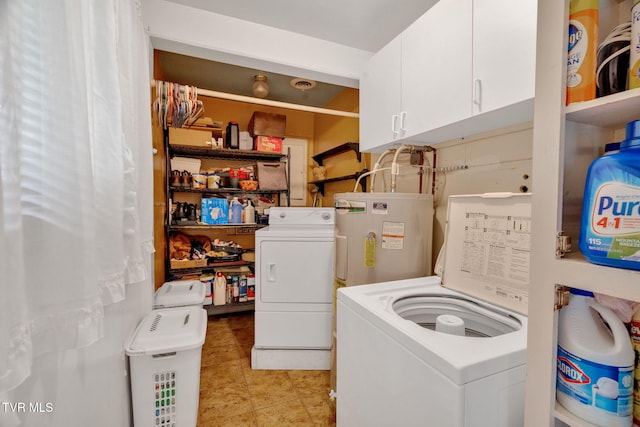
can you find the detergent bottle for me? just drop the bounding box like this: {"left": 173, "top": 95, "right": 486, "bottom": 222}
{"left": 579, "top": 120, "right": 640, "bottom": 270}
{"left": 556, "top": 288, "right": 634, "bottom": 426}
{"left": 243, "top": 200, "right": 256, "bottom": 224}
{"left": 229, "top": 197, "right": 243, "bottom": 223}
{"left": 213, "top": 272, "right": 226, "bottom": 306}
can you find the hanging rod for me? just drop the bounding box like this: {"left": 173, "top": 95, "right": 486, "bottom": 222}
{"left": 151, "top": 79, "right": 359, "bottom": 119}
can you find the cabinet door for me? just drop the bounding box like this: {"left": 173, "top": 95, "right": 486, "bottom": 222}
{"left": 359, "top": 35, "right": 402, "bottom": 152}
{"left": 401, "top": 0, "right": 473, "bottom": 136}
{"left": 472, "top": 0, "right": 536, "bottom": 115}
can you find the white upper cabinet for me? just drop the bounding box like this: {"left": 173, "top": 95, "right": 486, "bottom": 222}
{"left": 472, "top": 0, "right": 537, "bottom": 115}
{"left": 401, "top": 0, "right": 473, "bottom": 139}
{"left": 359, "top": 35, "right": 402, "bottom": 152}
{"left": 359, "top": 0, "right": 537, "bottom": 152}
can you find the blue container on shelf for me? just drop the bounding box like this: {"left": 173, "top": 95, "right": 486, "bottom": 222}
{"left": 201, "top": 198, "right": 228, "bottom": 225}
{"left": 579, "top": 120, "right": 640, "bottom": 270}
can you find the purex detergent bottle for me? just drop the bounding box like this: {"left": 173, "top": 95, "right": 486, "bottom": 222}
{"left": 579, "top": 120, "right": 640, "bottom": 270}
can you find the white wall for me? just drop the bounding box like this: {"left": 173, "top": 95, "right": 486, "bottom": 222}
{"left": 142, "top": 0, "right": 372, "bottom": 88}
{"left": 370, "top": 122, "right": 534, "bottom": 267}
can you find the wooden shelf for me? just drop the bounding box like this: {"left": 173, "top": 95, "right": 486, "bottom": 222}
{"left": 168, "top": 260, "right": 254, "bottom": 276}
{"left": 206, "top": 301, "right": 254, "bottom": 316}
{"left": 170, "top": 145, "right": 287, "bottom": 161}
{"left": 565, "top": 87, "right": 640, "bottom": 128}
{"left": 312, "top": 142, "right": 360, "bottom": 166}
{"left": 170, "top": 186, "right": 285, "bottom": 196}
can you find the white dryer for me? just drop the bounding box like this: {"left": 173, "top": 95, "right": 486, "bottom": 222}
{"left": 252, "top": 207, "right": 335, "bottom": 370}
{"left": 336, "top": 193, "right": 531, "bottom": 427}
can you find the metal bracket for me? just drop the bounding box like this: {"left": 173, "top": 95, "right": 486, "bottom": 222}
{"left": 554, "top": 286, "right": 570, "bottom": 310}
{"left": 556, "top": 232, "right": 572, "bottom": 257}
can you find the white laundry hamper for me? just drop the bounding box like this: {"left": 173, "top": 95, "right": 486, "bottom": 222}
{"left": 154, "top": 280, "right": 206, "bottom": 309}
{"left": 126, "top": 306, "right": 207, "bottom": 427}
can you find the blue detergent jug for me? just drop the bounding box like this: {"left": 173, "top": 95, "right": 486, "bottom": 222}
{"left": 579, "top": 120, "right": 640, "bottom": 270}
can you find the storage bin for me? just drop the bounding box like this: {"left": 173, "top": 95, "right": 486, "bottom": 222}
{"left": 126, "top": 306, "right": 207, "bottom": 427}
{"left": 256, "top": 161, "right": 288, "bottom": 190}
{"left": 153, "top": 280, "right": 206, "bottom": 309}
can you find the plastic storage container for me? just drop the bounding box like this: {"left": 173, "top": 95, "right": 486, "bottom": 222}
{"left": 126, "top": 306, "right": 207, "bottom": 427}
{"left": 154, "top": 280, "right": 206, "bottom": 309}
{"left": 579, "top": 120, "right": 640, "bottom": 270}
{"left": 556, "top": 288, "right": 634, "bottom": 427}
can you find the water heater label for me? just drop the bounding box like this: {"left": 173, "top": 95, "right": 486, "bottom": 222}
{"left": 335, "top": 199, "right": 366, "bottom": 214}
{"left": 372, "top": 202, "right": 388, "bottom": 215}
{"left": 381, "top": 222, "right": 405, "bottom": 250}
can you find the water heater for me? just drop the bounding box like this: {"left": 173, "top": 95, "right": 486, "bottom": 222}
{"left": 334, "top": 192, "right": 434, "bottom": 287}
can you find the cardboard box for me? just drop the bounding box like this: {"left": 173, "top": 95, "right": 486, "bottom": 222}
{"left": 168, "top": 127, "right": 213, "bottom": 148}
{"left": 248, "top": 111, "right": 286, "bottom": 137}
{"left": 254, "top": 136, "right": 283, "bottom": 153}
{"left": 201, "top": 198, "right": 229, "bottom": 225}
{"left": 170, "top": 259, "right": 208, "bottom": 269}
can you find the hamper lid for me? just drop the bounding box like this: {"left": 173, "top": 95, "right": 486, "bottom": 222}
{"left": 125, "top": 306, "right": 207, "bottom": 356}
{"left": 154, "top": 280, "right": 206, "bottom": 308}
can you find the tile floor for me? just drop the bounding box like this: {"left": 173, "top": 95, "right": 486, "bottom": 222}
{"left": 198, "top": 311, "right": 337, "bottom": 426}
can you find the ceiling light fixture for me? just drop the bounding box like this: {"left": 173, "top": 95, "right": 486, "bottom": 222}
{"left": 252, "top": 74, "right": 269, "bottom": 98}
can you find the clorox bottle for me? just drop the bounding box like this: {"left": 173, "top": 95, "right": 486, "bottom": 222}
{"left": 556, "top": 288, "right": 634, "bottom": 426}
{"left": 579, "top": 120, "right": 640, "bottom": 270}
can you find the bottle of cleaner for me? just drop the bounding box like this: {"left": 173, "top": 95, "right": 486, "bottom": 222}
{"left": 631, "top": 309, "right": 640, "bottom": 426}
{"left": 243, "top": 200, "right": 256, "bottom": 224}
{"left": 556, "top": 288, "right": 634, "bottom": 427}
{"left": 213, "top": 272, "right": 227, "bottom": 306}
{"left": 567, "top": 0, "right": 599, "bottom": 104}
{"left": 229, "top": 197, "right": 243, "bottom": 223}
{"left": 579, "top": 120, "right": 640, "bottom": 271}
{"left": 630, "top": 0, "right": 640, "bottom": 89}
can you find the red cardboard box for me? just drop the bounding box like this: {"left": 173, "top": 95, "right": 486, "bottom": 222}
{"left": 254, "top": 136, "right": 283, "bottom": 153}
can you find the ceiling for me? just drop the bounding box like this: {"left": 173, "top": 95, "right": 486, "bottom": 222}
{"left": 156, "top": 0, "right": 438, "bottom": 108}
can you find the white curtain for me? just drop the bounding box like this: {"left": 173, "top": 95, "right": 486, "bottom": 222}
{"left": 0, "top": 0, "right": 153, "bottom": 426}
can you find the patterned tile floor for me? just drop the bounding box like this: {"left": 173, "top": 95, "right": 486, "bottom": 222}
{"left": 198, "top": 311, "right": 337, "bottom": 426}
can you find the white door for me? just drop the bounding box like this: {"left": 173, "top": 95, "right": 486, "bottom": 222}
{"left": 259, "top": 239, "right": 334, "bottom": 304}
{"left": 401, "top": 0, "right": 473, "bottom": 135}
{"left": 472, "top": 0, "right": 536, "bottom": 115}
{"left": 359, "top": 34, "right": 402, "bottom": 152}
{"left": 282, "top": 138, "right": 307, "bottom": 206}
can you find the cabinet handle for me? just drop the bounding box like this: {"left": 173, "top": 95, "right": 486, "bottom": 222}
{"left": 473, "top": 79, "right": 482, "bottom": 109}
{"left": 399, "top": 111, "right": 407, "bottom": 132}
{"left": 391, "top": 114, "right": 399, "bottom": 136}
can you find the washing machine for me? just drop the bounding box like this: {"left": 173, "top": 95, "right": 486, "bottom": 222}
{"left": 336, "top": 193, "right": 531, "bottom": 427}
{"left": 251, "top": 207, "right": 335, "bottom": 370}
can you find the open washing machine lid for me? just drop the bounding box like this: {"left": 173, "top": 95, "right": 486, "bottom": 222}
{"left": 439, "top": 192, "right": 531, "bottom": 316}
